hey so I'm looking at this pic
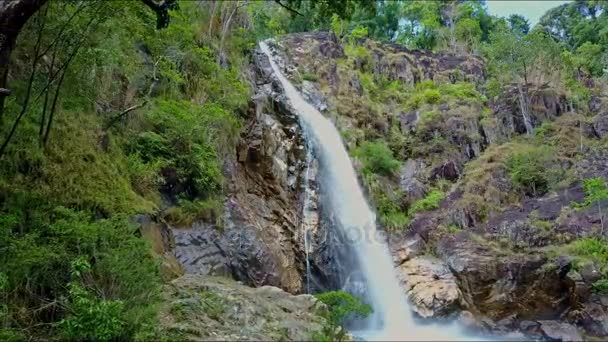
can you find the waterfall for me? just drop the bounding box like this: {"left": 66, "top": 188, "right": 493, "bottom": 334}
{"left": 260, "top": 40, "right": 473, "bottom": 341}
{"left": 302, "top": 146, "right": 315, "bottom": 294}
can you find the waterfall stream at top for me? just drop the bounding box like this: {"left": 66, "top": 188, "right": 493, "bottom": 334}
{"left": 259, "top": 40, "right": 476, "bottom": 341}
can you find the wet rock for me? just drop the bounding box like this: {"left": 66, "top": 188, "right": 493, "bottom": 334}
{"left": 520, "top": 320, "right": 543, "bottom": 338}
{"left": 397, "top": 256, "right": 462, "bottom": 318}
{"left": 161, "top": 275, "right": 326, "bottom": 341}
{"left": 539, "top": 320, "right": 583, "bottom": 341}
{"left": 301, "top": 80, "right": 328, "bottom": 112}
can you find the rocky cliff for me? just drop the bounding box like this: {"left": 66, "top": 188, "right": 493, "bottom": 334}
{"left": 159, "top": 32, "right": 608, "bottom": 340}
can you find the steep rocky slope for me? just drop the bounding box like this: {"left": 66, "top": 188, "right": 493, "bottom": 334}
{"left": 158, "top": 32, "right": 608, "bottom": 340}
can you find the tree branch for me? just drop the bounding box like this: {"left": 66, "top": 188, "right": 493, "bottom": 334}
{"left": 274, "top": 0, "right": 302, "bottom": 16}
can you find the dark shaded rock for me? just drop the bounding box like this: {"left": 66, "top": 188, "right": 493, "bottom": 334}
{"left": 430, "top": 160, "right": 460, "bottom": 181}
{"left": 589, "top": 95, "right": 604, "bottom": 113}
{"left": 538, "top": 320, "right": 583, "bottom": 341}
{"left": 491, "top": 85, "right": 568, "bottom": 138}
{"left": 172, "top": 223, "right": 231, "bottom": 276}
{"left": 399, "top": 111, "right": 419, "bottom": 133}
{"left": 436, "top": 233, "right": 572, "bottom": 321}
{"left": 593, "top": 111, "right": 608, "bottom": 138}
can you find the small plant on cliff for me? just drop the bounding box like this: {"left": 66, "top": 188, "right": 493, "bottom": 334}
{"left": 314, "top": 291, "right": 372, "bottom": 341}
{"left": 409, "top": 189, "right": 446, "bottom": 215}
{"left": 354, "top": 141, "right": 401, "bottom": 177}
{"left": 507, "top": 146, "right": 555, "bottom": 196}
{"left": 574, "top": 177, "right": 608, "bottom": 233}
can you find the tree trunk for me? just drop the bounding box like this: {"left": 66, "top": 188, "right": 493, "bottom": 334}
{"left": 0, "top": 0, "right": 48, "bottom": 122}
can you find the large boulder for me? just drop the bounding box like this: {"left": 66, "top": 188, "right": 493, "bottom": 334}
{"left": 397, "top": 256, "right": 463, "bottom": 318}
{"left": 436, "top": 233, "right": 572, "bottom": 321}
{"left": 160, "top": 275, "right": 326, "bottom": 341}
{"left": 538, "top": 320, "right": 583, "bottom": 341}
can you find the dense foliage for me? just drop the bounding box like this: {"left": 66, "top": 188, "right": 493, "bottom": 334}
{"left": 0, "top": 1, "right": 252, "bottom": 339}
{"left": 1, "top": 0, "right": 608, "bottom": 339}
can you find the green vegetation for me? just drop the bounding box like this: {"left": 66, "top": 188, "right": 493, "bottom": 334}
{"left": 576, "top": 177, "right": 608, "bottom": 208}
{"left": 506, "top": 146, "right": 565, "bottom": 196}
{"left": 409, "top": 189, "right": 445, "bottom": 214}
{"left": 1, "top": 0, "right": 607, "bottom": 339}
{"left": 314, "top": 291, "right": 372, "bottom": 341}
{"left": 354, "top": 141, "right": 401, "bottom": 176}
{"left": 406, "top": 81, "right": 484, "bottom": 110}
{"left": 0, "top": 1, "right": 250, "bottom": 339}
{"left": 567, "top": 238, "right": 608, "bottom": 293}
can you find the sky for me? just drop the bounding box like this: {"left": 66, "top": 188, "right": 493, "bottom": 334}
{"left": 486, "top": 1, "right": 571, "bottom": 26}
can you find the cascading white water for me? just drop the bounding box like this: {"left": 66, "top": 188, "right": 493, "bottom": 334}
{"left": 260, "top": 40, "right": 474, "bottom": 341}
{"left": 302, "top": 146, "right": 315, "bottom": 293}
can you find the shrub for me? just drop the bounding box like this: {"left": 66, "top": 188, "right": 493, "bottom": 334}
{"left": 314, "top": 291, "right": 372, "bottom": 341}
{"left": 580, "top": 177, "right": 608, "bottom": 207}
{"left": 354, "top": 141, "right": 401, "bottom": 176}
{"left": 506, "top": 146, "right": 554, "bottom": 196}
{"left": 376, "top": 192, "right": 410, "bottom": 230}
{"left": 61, "top": 283, "right": 125, "bottom": 341}
{"left": 422, "top": 89, "right": 441, "bottom": 104}
{"left": 410, "top": 189, "right": 445, "bottom": 214}
{"left": 350, "top": 26, "right": 369, "bottom": 40}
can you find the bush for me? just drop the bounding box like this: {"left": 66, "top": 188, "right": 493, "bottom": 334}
{"left": 354, "top": 141, "right": 401, "bottom": 176}
{"left": 578, "top": 177, "right": 608, "bottom": 207}
{"left": 129, "top": 100, "right": 240, "bottom": 199}
{"left": 570, "top": 238, "right": 608, "bottom": 263}
{"left": 422, "top": 89, "right": 441, "bottom": 104}
{"left": 1, "top": 207, "right": 161, "bottom": 339}
{"left": 314, "top": 291, "right": 372, "bottom": 341}
{"left": 507, "top": 146, "right": 556, "bottom": 196}
{"left": 376, "top": 192, "right": 410, "bottom": 230}
{"left": 61, "top": 283, "right": 125, "bottom": 340}
{"left": 410, "top": 189, "right": 445, "bottom": 214}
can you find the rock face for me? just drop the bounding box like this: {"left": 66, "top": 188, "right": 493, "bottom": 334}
{"left": 160, "top": 275, "right": 326, "bottom": 341}
{"left": 397, "top": 256, "right": 463, "bottom": 318}
{"left": 437, "top": 233, "right": 572, "bottom": 321}
{"left": 163, "top": 42, "right": 323, "bottom": 294}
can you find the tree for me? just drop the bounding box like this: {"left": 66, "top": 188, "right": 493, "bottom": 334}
{"left": 508, "top": 14, "right": 529, "bottom": 37}
{"left": 483, "top": 27, "right": 564, "bottom": 134}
